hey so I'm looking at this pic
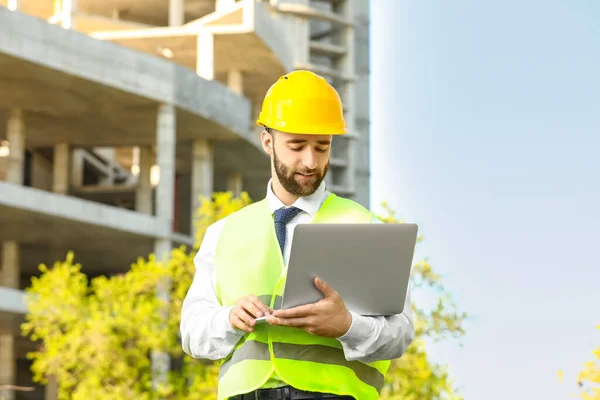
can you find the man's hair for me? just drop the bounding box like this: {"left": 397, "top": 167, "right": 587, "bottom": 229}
{"left": 265, "top": 127, "right": 275, "bottom": 143}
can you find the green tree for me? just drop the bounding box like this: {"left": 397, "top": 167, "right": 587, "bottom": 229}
{"left": 376, "top": 201, "right": 466, "bottom": 400}
{"left": 21, "top": 192, "right": 466, "bottom": 399}
{"left": 559, "top": 325, "right": 600, "bottom": 400}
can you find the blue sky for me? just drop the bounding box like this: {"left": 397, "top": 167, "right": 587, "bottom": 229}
{"left": 370, "top": 1, "right": 600, "bottom": 399}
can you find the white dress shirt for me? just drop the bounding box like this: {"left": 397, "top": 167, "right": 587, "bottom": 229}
{"left": 180, "top": 179, "right": 415, "bottom": 366}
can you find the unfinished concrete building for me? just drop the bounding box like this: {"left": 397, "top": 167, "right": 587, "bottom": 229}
{"left": 0, "top": 0, "right": 372, "bottom": 398}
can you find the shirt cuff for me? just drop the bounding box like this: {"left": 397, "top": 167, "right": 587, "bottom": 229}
{"left": 219, "top": 305, "right": 246, "bottom": 337}
{"left": 336, "top": 310, "right": 375, "bottom": 348}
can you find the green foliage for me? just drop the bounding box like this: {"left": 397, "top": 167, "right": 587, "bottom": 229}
{"left": 375, "top": 202, "right": 466, "bottom": 399}
{"left": 193, "top": 191, "right": 252, "bottom": 247}
{"left": 559, "top": 325, "right": 600, "bottom": 400}
{"left": 22, "top": 192, "right": 467, "bottom": 400}
{"left": 22, "top": 251, "right": 180, "bottom": 399}
{"left": 577, "top": 325, "right": 600, "bottom": 400}
{"left": 380, "top": 338, "right": 462, "bottom": 400}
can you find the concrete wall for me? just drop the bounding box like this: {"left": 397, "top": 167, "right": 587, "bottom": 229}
{"left": 176, "top": 173, "right": 192, "bottom": 236}
{"left": 352, "top": 0, "right": 371, "bottom": 209}
{"left": 30, "top": 151, "right": 53, "bottom": 192}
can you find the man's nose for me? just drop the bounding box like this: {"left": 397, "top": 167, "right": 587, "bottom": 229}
{"left": 302, "top": 148, "right": 318, "bottom": 170}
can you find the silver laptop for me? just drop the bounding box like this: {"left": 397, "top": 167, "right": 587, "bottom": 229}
{"left": 278, "top": 223, "right": 418, "bottom": 316}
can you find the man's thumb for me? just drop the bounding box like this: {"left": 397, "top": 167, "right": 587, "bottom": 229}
{"left": 315, "top": 277, "right": 333, "bottom": 296}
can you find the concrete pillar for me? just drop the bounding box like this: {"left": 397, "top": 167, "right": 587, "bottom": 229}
{"left": 227, "top": 70, "right": 243, "bottom": 96}
{"left": 0, "top": 334, "right": 15, "bottom": 400}
{"left": 155, "top": 104, "right": 176, "bottom": 226}
{"left": 70, "top": 149, "right": 84, "bottom": 188}
{"left": 337, "top": 0, "right": 356, "bottom": 193}
{"left": 150, "top": 238, "right": 172, "bottom": 389}
{"left": 151, "top": 104, "right": 176, "bottom": 389}
{"left": 135, "top": 147, "right": 153, "bottom": 214}
{"left": 52, "top": 143, "right": 69, "bottom": 195}
{"left": 1, "top": 241, "right": 20, "bottom": 289}
{"left": 190, "top": 140, "right": 213, "bottom": 236}
{"left": 0, "top": 242, "right": 19, "bottom": 400}
{"left": 154, "top": 239, "right": 172, "bottom": 271}
{"left": 61, "top": 0, "right": 77, "bottom": 29}
{"left": 5, "top": 109, "right": 25, "bottom": 185}
{"left": 169, "top": 0, "right": 184, "bottom": 26}
{"left": 227, "top": 172, "right": 242, "bottom": 197}
{"left": 45, "top": 375, "right": 58, "bottom": 400}
{"left": 287, "top": 0, "right": 309, "bottom": 66}
{"left": 7, "top": 0, "right": 19, "bottom": 11}
{"left": 196, "top": 31, "right": 214, "bottom": 80}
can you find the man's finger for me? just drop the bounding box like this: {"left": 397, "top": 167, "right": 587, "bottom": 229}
{"left": 235, "top": 308, "right": 256, "bottom": 327}
{"left": 246, "top": 296, "right": 273, "bottom": 316}
{"left": 314, "top": 277, "right": 337, "bottom": 298}
{"left": 253, "top": 299, "right": 273, "bottom": 316}
{"left": 272, "top": 303, "right": 315, "bottom": 318}
{"left": 242, "top": 300, "right": 264, "bottom": 318}
{"left": 267, "top": 316, "right": 311, "bottom": 328}
{"left": 231, "top": 314, "right": 253, "bottom": 332}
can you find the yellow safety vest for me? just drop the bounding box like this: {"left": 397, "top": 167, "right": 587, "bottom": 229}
{"left": 214, "top": 193, "right": 390, "bottom": 400}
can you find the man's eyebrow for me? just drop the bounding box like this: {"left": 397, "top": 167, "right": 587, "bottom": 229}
{"left": 286, "top": 139, "right": 331, "bottom": 145}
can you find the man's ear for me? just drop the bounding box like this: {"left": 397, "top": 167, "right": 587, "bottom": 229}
{"left": 261, "top": 129, "right": 273, "bottom": 156}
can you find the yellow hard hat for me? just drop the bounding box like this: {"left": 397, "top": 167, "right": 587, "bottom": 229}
{"left": 256, "top": 70, "right": 347, "bottom": 135}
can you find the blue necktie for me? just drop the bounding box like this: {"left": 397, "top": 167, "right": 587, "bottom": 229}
{"left": 273, "top": 206, "right": 302, "bottom": 254}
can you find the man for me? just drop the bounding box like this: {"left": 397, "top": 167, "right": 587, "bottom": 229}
{"left": 180, "top": 70, "right": 414, "bottom": 400}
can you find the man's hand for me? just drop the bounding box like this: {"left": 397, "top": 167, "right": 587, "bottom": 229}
{"left": 229, "top": 295, "right": 274, "bottom": 333}
{"left": 266, "top": 277, "right": 352, "bottom": 338}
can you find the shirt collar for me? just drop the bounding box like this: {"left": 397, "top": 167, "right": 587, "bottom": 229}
{"left": 266, "top": 178, "right": 328, "bottom": 219}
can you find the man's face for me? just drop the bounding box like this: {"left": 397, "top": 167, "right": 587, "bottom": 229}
{"left": 268, "top": 130, "right": 331, "bottom": 196}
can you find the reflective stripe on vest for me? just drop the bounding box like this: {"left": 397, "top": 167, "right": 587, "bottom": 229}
{"left": 214, "top": 193, "right": 390, "bottom": 400}
{"left": 219, "top": 340, "right": 385, "bottom": 390}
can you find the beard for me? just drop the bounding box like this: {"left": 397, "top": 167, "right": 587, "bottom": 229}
{"left": 273, "top": 148, "right": 328, "bottom": 197}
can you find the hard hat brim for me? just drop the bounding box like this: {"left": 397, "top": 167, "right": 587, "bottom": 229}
{"left": 256, "top": 119, "right": 347, "bottom": 135}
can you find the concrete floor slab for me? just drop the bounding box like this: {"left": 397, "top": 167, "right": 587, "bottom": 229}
{"left": 0, "top": 182, "right": 168, "bottom": 239}
{"left": 0, "top": 288, "right": 26, "bottom": 315}
{"left": 74, "top": 13, "right": 154, "bottom": 32}
{"left": 0, "top": 182, "right": 166, "bottom": 275}
{"left": 90, "top": 0, "right": 292, "bottom": 114}
{"left": 1, "top": 0, "right": 218, "bottom": 26}
{"left": 0, "top": 182, "right": 198, "bottom": 277}
{"left": 16, "top": 239, "right": 156, "bottom": 277}
{"left": 0, "top": 8, "right": 251, "bottom": 147}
